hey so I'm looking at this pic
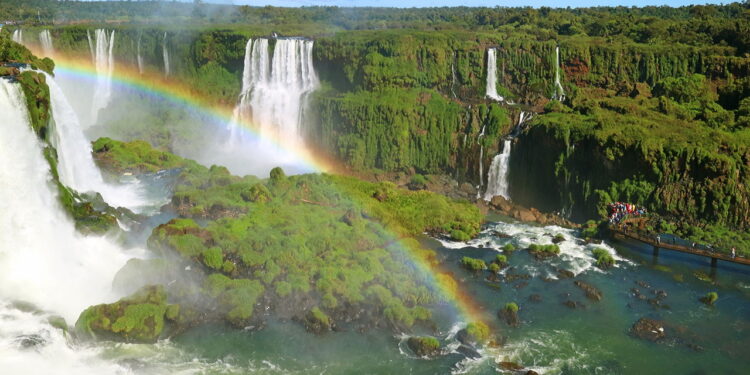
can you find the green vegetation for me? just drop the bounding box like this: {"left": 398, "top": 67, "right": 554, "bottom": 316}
{"left": 504, "top": 302, "right": 519, "bottom": 313}
{"left": 94, "top": 138, "right": 481, "bottom": 333}
{"left": 460, "top": 257, "right": 487, "bottom": 273}
{"left": 75, "top": 285, "right": 179, "bottom": 343}
{"left": 464, "top": 321, "right": 491, "bottom": 343}
{"left": 592, "top": 248, "right": 616, "bottom": 269}
{"left": 701, "top": 292, "right": 719, "bottom": 305}
{"left": 528, "top": 244, "right": 561, "bottom": 258}
{"left": 502, "top": 243, "right": 516, "bottom": 252}
{"left": 407, "top": 336, "right": 441, "bottom": 357}
{"left": 495, "top": 254, "right": 508, "bottom": 264}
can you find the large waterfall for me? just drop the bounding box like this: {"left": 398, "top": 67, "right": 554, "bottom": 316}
{"left": 553, "top": 46, "right": 565, "bottom": 101}
{"left": 46, "top": 74, "right": 147, "bottom": 210}
{"left": 0, "top": 78, "right": 136, "bottom": 373}
{"left": 162, "top": 32, "right": 171, "bottom": 76}
{"left": 39, "top": 30, "right": 54, "bottom": 56}
{"left": 88, "top": 29, "right": 115, "bottom": 125}
{"left": 486, "top": 48, "right": 504, "bottom": 102}
{"left": 11, "top": 29, "right": 23, "bottom": 44}
{"left": 231, "top": 38, "right": 318, "bottom": 148}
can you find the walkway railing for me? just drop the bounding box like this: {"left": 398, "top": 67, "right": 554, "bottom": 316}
{"left": 609, "top": 221, "right": 749, "bottom": 267}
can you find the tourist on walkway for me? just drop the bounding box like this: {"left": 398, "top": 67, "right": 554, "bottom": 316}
{"left": 732, "top": 247, "right": 736, "bottom": 258}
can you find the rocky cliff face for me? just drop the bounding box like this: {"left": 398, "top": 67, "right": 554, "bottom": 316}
{"left": 25, "top": 26, "right": 750, "bottom": 229}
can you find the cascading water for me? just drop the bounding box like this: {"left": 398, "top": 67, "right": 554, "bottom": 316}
{"left": 137, "top": 34, "right": 144, "bottom": 75}
{"left": 485, "top": 48, "right": 504, "bottom": 102}
{"left": 11, "top": 29, "right": 23, "bottom": 44}
{"left": 39, "top": 30, "right": 53, "bottom": 56}
{"left": 89, "top": 29, "right": 115, "bottom": 126}
{"left": 483, "top": 139, "right": 512, "bottom": 201}
{"left": 0, "top": 78, "right": 138, "bottom": 373}
{"left": 162, "top": 32, "right": 170, "bottom": 76}
{"left": 477, "top": 124, "right": 486, "bottom": 197}
{"left": 553, "top": 46, "right": 565, "bottom": 101}
{"left": 231, "top": 37, "right": 318, "bottom": 149}
{"left": 45, "top": 73, "right": 148, "bottom": 210}
{"left": 483, "top": 111, "right": 532, "bottom": 201}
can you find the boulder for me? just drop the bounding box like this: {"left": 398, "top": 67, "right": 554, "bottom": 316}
{"left": 630, "top": 318, "right": 666, "bottom": 342}
{"left": 75, "top": 285, "right": 179, "bottom": 343}
{"left": 407, "top": 336, "right": 441, "bottom": 357}
{"left": 574, "top": 280, "right": 603, "bottom": 302}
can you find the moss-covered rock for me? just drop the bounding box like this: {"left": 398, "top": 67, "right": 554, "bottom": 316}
{"left": 75, "top": 285, "right": 179, "bottom": 343}
{"left": 407, "top": 336, "right": 441, "bottom": 357}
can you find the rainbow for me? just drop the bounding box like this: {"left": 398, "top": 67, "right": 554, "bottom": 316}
{"left": 42, "top": 50, "right": 492, "bottom": 331}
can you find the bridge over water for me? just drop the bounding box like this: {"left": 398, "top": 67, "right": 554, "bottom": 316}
{"left": 608, "top": 218, "right": 750, "bottom": 267}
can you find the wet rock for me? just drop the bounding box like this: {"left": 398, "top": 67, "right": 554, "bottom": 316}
{"left": 498, "top": 361, "right": 524, "bottom": 371}
{"left": 528, "top": 294, "right": 542, "bottom": 303}
{"left": 653, "top": 290, "right": 668, "bottom": 299}
{"left": 15, "top": 334, "right": 45, "bottom": 349}
{"left": 525, "top": 371, "right": 540, "bottom": 375}
{"left": 498, "top": 304, "right": 520, "bottom": 327}
{"left": 456, "top": 344, "right": 482, "bottom": 359}
{"left": 407, "top": 336, "right": 441, "bottom": 357}
{"left": 552, "top": 234, "right": 566, "bottom": 244}
{"left": 635, "top": 280, "right": 651, "bottom": 289}
{"left": 557, "top": 269, "right": 575, "bottom": 279}
{"left": 630, "top": 318, "right": 666, "bottom": 342}
{"left": 562, "top": 300, "right": 586, "bottom": 309}
{"left": 75, "top": 285, "right": 180, "bottom": 343}
{"left": 504, "top": 272, "right": 531, "bottom": 283}
{"left": 492, "top": 231, "right": 511, "bottom": 239}
{"left": 574, "top": 280, "right": 603, "bottom": 301}
{"left": 514, "top": 281, "right": 529, "bottom": 290}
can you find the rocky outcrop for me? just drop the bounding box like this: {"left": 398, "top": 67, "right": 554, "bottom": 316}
{"left": 407, "top": 336, "right": 441, "bottom": 357}
{"left": 574, "top": 280, "right": 603, "bottom": 302}
{"left": 487, "top": 195, "right": 578, "bottom": 228}
{"left": 630, "top": 318, "right": 666, "bottom": 342}
{"left": 75, "top": 285, "right": 180, "bottom": 343}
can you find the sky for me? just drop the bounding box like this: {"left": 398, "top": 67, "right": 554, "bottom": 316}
{"left": 217, "top": 0, "right": 728, "bottom": 7}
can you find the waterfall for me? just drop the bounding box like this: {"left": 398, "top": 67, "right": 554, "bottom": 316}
{"left": 162, "top": 32, "right": 170, "bottom": 76}
{"left": 230, "top": 37, "right": 318, "bottom": 150}
{"left": 483, "top": 111, "right": 533, "bottom": 201}
{"left": 485, "top": 48, "right": 504, "bottom": 102}
{"left": 39, "top": 30, "right": 53, "bottom": 56}
{"left": 0, "top": 78, "right": 137, "bottom": 373}
{"left": 477, "top": 124, "right": 486, "bottom": 196}
{"left": 45, "top": 74, "right": 147, "bottom": 210}
{"left": 450, "top": 51, "right": 457, "bottom": 99}
{"left": 137, "top": 34, "right": 144, "bottom": 75}
{"left": 89, "top": 29, "right": 115, "bottom": 125}
{"left": 483, "top": 140, "right": 512, "bottom": 201}
{"left": 553, "top": 46, "right": 565, "bottom": 101}
{"left": 11, "top": 29, "right": 23, "bottom": 44}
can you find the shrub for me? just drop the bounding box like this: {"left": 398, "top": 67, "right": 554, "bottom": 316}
{"left": 407, "top": 336, "right": 441, "bottom": 357}
{"left": 552, "top": 234, "right": 566, "bottom": 243}
{"left": 465, "top": 321, "right": 490, "bottom": 343}
{"left": 488, "top": 263, "right": 501, "bottom": 272}
{"left": 701, "top": 292, "right": 718, "bottom": 305}
{"left": 528, "top": 244, "right": 560, "bottom": 254}
{"left": 592, "top": 248, "right": 615, "bottom": 269}
{"left": 502, "top": 243, "right": 516, "bottom": 252}
{"left": 460, "top": 257, "right": 487, "bottom": 272}
{"left": 495, "top": 254, "right": 507, "bottom": 264}
{"left": 409, "top": 174, "right": 428, "bottom": 190}
{"left": 505, "top": 302, "right": 519, "bottom": 313}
